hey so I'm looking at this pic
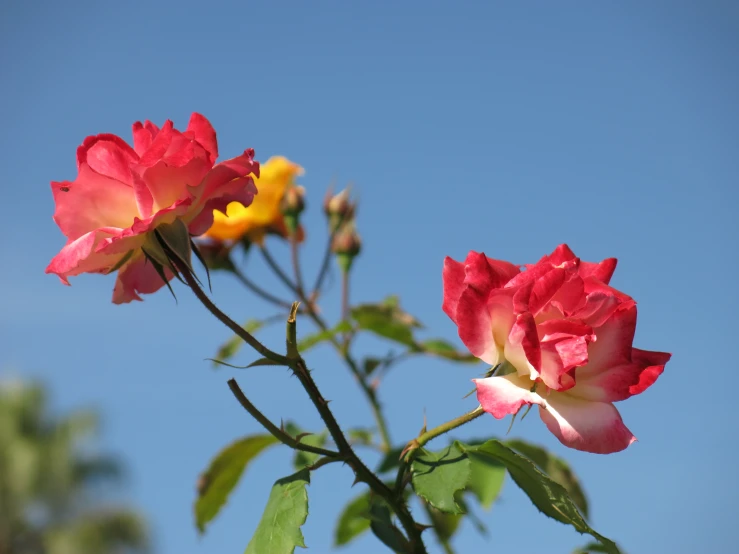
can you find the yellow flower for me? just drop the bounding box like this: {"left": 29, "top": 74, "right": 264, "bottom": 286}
{"left": 204, "top": 156, "right": 304, "bottom": 244}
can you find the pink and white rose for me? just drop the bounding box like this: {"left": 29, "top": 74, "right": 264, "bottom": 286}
{"left": 443, "top": 244, "right": 670, "bottom": 454}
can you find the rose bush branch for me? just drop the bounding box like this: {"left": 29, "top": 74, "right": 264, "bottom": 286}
{"left": 227, "top": 378, "right": 341, "bottom": 459}
{"left": 175, "top": 255, "right": 426, "bottom": 552}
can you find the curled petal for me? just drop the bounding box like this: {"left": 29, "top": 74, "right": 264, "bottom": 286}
{"left": 474, "top": 373, "right": 543, "bottom": 419}
{"left": 77, "top": 134, "right": 138, "bottom": 185}
{"left": 455, "top": 287, "right": 500, "bottom": 365}
{"left": 442, "top": 256, "right": 466, "bottom": 321}
{"left": 46, "top": 229, "right": 125, "bottom": 284}
{"left": 184, "top": 113, "right": 218, "bottom": 164}
{"left": 577, "top": 304, "right": 637, "bottom": 380}
{"left": 112, "top": 254, "right": 173, "bottom": 304}
{"left": 580, "top": 257, "right": 617, "bottom": 284}
{"left": 538, "top": 393, "right": 636, "bottom": 454}
{"left": 505, "top": 311, "right": 541, "bottom": 377}
{"left": 570, "top": 348, "right": 671, "bottom": 402}
{"left": 132, "top": 120, "right": 161, "bottom": 156}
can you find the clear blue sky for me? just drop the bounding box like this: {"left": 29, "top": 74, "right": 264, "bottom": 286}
{"left": 1, "top": 1, "right": 737, "bottom": 553}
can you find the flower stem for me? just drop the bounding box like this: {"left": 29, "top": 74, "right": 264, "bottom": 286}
{"left": 394, "top": 406, "right": 485, "bottom": 497}
{"left": 231, "top": 263, "right": 295, "bottom": 310}
{"left": 294, "top": 287, "right": 392, "bottom": 453}
{"left": 228, "top": 378, "right": 340, "bottom": 459}
{"left": 175, "top": 258, "right": 290, "bottom": 366}
{"left": 310, "top": 228, "right": 336, "bottom": 297}
{"left": 415, "top": 406, "right": 485, "bottom": 450}
{"left": 341, "top": 268, "right": 350, "bottom": 347}
{"left": 259, "top": 245, "right": 299, "bottom": 296}
{"left": 178, "top": 260, "right": 424, "bottom": 552}
{"left": 289, "top": 233, "right": 305, "bottom": 296}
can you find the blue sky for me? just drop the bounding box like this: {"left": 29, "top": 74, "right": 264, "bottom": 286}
{"left": 1, "top": 1, "right": 737, "bottom": 553}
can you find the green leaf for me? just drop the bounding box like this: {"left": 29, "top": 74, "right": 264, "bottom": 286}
{"left": 458, "top": 440, "right": 620, "bottom": 554}
{"left": 362, "top": 357, "right": 382, "bottom": 376}
{"left": 245, "top": 357, "right": 285, "bottom": 368}
{"left": 425, "top": 501, "right": 463, "bottom": 541}
{"left": 466, "top": 450, "right": 505, "bottom": 510}
{"left": 284, "top": 422, "right": 328, "bottom": 469}
{"left": 213, "top": 320, "right": 265, "bottom": 366}
{"left": 334, "top": 492, "right": 371, "bottom": 546}
{"left": 297, "top": 321, "right": 352, "bottom": 352}
{"left": 351, "top": 297, "right": 422, "bottom": 347}
{"left": 415, "top": 339, "right": 479, "bottom": 363}
{"left": 347, "top": 427, "right": 374, "bottom": 447}
{"left": 574, "top": 542, "right": 616, "bottom": 554}
{"left": 245, "top": 468, "right": 310, "bottom": 554}
{"left": 368, "top": 499, "right": 410, "bottom": 553}
{"left": 377, "top": 446, "right": 404, "bottom": 473}
{"left": 411, "top": 444, "right": 470, "bottom": 514}
{"left": 506, "top": 439, "right": 589, "bottom": 518}
{"left": 195, "top": 435, "right": 278, "bottom": 533}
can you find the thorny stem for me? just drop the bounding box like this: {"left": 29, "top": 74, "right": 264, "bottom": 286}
{"left": 179, "top": 260, "right": 426, "bottom": 552}
{"left": 228, "top": 379, "right": 340, "bottom": 459}
{"left": 256, "top": 241, "right": 392, "bottom": 452}
{"left": 285, "top": 342, "right": 426, "bottom": 552}
{"left": 414, "top": 406, "right": 485, "bottom": 450}
{"left": 175, "top": 258, "right": 290, "bottom": 366}
{"left": 294, "top": 288, "right": 392, "bottom": 453}
{"left": 394, "top": 406, "right": 485, "bottom": 497}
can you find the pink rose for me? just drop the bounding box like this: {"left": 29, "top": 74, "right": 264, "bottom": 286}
{"left": 443, "top": 244, "right": 670, "bottom": 454}
{"left": 46, "top": 113, "right": 258, "bottom": 303}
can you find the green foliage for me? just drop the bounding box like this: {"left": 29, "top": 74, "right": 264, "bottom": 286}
{"left": 195, "top": 435, "right": 279, "bottom": 533}
{"left": 346, "top": 427, "right": 375, "bottom": 447}
{"left": 465, "top": 449, "right": 506, "bottom": 510}
{"left": 297, "top": 321, "right": 352, "bottom": 352}
{"left": 368, "top": 500, "right": 410, "bottom": 553}
{"left": 284, "top": 422, "right": 329, "bottom": 469}
{"left": 458, "top": 440, "right": 620, "bottom": 554}
{"left": 411, "top": 444, "right": 470, "bottom": 514}
{"left": 506, "top": 438, "right": 589, "bottom": 517}
{"left": 334, "top": 492, "right": 372, "bottom": 546}
{"left": 245, "top": 469, "right": 311, "bottom": 554}
{"left": 0, "top": 379, "right": 150, "bottom": 554}
{"left": 351, "top": 296, "right": 421, "bottom": 347}
{"left": 425, "top": 501, "right": 463, "bottom": 542}
{"left": 350, "top": 297, "right": 477, "bottom": 364}
{"left": 377, "top": 446, "right": 404, "bottom": 474}
{"left": 213, "top": 319, "right": 265, "bottom": 365}
{"left": 574, "top": 542, "right": 617, "bottom": 553}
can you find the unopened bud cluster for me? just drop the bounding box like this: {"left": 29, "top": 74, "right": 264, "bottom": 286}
{"left": 280, "top": 185, "right": 306, "bottom": 235}
{"left": 325, "top": 187, "right": 362, "bottom": 272}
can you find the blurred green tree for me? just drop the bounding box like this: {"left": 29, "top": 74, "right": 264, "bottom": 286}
{"left": 0, "top": 379, "right": 150, "bottom": 554}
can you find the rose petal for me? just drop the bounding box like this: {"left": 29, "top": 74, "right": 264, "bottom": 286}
{"left": 112, "top": 254, "right": 174, "bottom": 304}
{"left": 580, "top": 258, "right": 617, "bottom": 284}
{"left": 185, "top": 113, "right": 218, "bottom": 165}
{"left": 538, "top": 392, "right": 636, "bottom": 454}
{"left": 51, "top": 164, "right": 139, "bottom": 240}
{"left": 505, "top": 311, "right": 541, "bottom": 377}
{"left": 474, "top": 373, "right": 543, "bottom": 419}
{"left": 442, "top": 256, "right": 466, "bottom": 321}
{"left": 46, "top": 229, "right": 125, "bottom": 284}
{"left": 570, "top": 348, "right": 671, "bottom": 402}
{"left": 132, "top": 120, "right": 161, "bottom": 156}
{"left": 454, "top": 286, "right": 500, "bottom": 365}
